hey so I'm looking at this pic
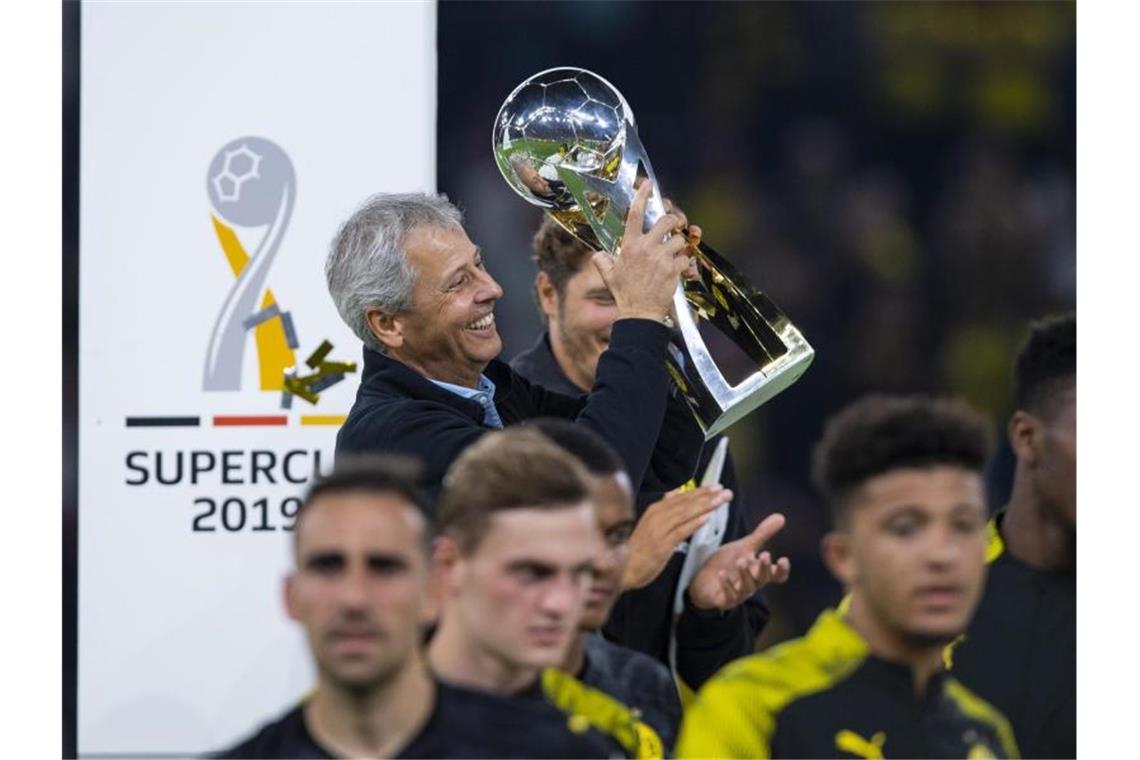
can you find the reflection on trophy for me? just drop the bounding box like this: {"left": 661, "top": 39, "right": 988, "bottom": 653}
{"left": 493, "top": 67, "right": 814, "bottom": 437}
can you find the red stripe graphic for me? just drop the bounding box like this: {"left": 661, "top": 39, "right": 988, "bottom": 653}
{"left": 212, "top": 415, "right": 288, "bottom": 427}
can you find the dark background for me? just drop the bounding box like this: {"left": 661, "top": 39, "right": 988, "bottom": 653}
{"left": 436, "top": 0, "right": 1076, "bottom": 644}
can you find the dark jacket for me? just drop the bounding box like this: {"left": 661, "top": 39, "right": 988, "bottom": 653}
{"left": 511, "top": 331, "right": 769, "bottom": 691}
{"left": 336, "top": 319, "right": 674, "bottom": 500}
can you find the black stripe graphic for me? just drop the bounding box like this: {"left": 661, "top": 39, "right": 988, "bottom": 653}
{"left": 125, "top": 416, "right": 201, "bottom": 428}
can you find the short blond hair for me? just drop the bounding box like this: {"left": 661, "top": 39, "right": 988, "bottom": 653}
{"left": 438, "top": 428, "right": 591, "bottom": 552}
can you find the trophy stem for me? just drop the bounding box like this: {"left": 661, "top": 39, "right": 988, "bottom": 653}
{"left": 684, "top": 239, "right": 791, "bottom": 366}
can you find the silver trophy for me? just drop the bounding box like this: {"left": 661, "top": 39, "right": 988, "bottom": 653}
{"left": 493, "top": 67, "right": 814, "bottom": 438}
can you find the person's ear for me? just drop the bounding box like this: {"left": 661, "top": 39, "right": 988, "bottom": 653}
{"left": 366, "top": 308, "right": 404, "bottom": 351}
{"left": 535, "top": 271, "right": 560, "bottom": 322}
{"left": 822, "top": 530, "right": 857, "bottom": 588}
{"left": 421, "top": 555, "right": 443, "bottom": 627}
{"left": 283, "top": 573, "right": 300, "bottom": 622}
{"left": 1008, "top": 410, "right": 1042, "bottom": 467}
{"left": 433, "top": 535, "right": 465, "bottom": 594}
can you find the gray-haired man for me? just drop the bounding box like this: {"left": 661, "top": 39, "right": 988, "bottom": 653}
{"left": 327, "top": 183, "right": 706, "bottom": 499}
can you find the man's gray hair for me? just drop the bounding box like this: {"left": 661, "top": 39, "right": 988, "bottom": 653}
{"left": 325, "top": 192, "right": 464, "bottom": 353}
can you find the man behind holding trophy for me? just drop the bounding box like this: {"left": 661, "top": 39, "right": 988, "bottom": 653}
{"left": 327, "top": 182, "right": 707, "bottom": 501}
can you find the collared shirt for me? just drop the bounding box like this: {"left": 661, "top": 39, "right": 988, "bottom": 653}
{"left": 429, "top": 374, "right": 504, "bottom": 429}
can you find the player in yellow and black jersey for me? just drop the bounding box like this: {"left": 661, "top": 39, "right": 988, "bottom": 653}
{"left": 677, "top": 395, "right": 1019, "bottom": 759}
{"left": 949, "top": 314, "right": 1075, "bottom": 758}
{"left": 428, "top": 429, "right": 665, "bottom": 758}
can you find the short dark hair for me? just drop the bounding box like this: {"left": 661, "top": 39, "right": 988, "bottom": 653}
{"left": 296, "top": 454, "right": 433, "bottom": 551}
{"left": 525, "top": 418, "right": 625, "bottom": 477}
{"left": 812, "top": 394, "right": 994, "bottom": 523}
{"left": 1014, "top": 312, "right": 1075, "bottom": 418}
{"left": 438, "top": 428, "right": 591, "bottom": 552}
{"left": 533, "top": 215, "right": 594, "bottom": 299}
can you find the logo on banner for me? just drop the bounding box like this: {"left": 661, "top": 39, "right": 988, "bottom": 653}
{"left": 120, "top": 137, "right": 362, "bottom": 534}
{"left": 203, "top": 136, "right": 355, "bottom": 408}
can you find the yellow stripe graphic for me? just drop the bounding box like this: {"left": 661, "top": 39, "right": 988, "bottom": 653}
{"left": 300, "top": 415, "right": 347, "bottom": 426}
{"left": 211, "top": 215, "right": 295, "bottom": 390}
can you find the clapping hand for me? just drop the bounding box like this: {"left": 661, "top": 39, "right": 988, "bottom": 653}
{"left": 621, "top": 485, "right": 734, "bottom": 591}
{"left": 687, "top": 513, "right": 792, "bottom": 612}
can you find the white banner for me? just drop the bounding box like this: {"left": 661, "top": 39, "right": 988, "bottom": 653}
{"left": 78, "top": 2, "right": 436, "bottom": 753}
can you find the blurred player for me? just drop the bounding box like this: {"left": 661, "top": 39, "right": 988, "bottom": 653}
{"left": 219, "top": 455, "right": 606, "bottom": 758}
{"left": 428, "top": 427, "right": 666, "bottom": 758}
{"left": 949, "top": 313, "right": 1075, "bottom": 758}
{"left": 677, "top": 395, "right": 1019, "bottom": 758}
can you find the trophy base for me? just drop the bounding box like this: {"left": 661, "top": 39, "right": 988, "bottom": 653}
{"left": 700, "top": 338, "right": 814, "bottom": 440}
{"left": 665, "top": 239, "right": 816, "bottom": 440}
{"left": 666, "top": 314, "right": 814, "bottom": 440}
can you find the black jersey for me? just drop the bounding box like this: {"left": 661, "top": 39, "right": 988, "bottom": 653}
{"left": 949, "top": 513, "right": 1076, "bottom": 758}
{"left": 217, "top": 679, "right": 610, "bottom": 758}
{"left": 676, "top": 609, "right": 1019, "bottom": 758}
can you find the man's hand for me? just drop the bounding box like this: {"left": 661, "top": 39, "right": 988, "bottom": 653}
{"left": 621, "top": 485, "right": 734, "bottom": 591}
{"left": 592, "top": 181, "right": 691, "bottom": 324}
{"left": 687, "top": 513, "right": 792, "bottom": 612}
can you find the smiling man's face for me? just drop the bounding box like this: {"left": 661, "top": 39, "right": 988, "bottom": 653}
{"left": 390, "top": 224, "right": 504, "bottom": 387}
{"left": 541, "top": 262, "right": 619, "bottom": 393}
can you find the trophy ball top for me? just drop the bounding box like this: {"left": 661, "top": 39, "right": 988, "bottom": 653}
{"left": 493, "top": 67, "right": 635, "bottom": 209}
{"left": 206, "top": 136, "right": 295, "bottom": 227}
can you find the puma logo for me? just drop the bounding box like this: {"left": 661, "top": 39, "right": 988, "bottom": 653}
{"left": 835, "top": 729, "right": 886, "bottom": 759}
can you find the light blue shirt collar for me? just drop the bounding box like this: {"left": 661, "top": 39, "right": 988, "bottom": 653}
{"left": 429, "top": 374, "right": 504, "bottom": 429}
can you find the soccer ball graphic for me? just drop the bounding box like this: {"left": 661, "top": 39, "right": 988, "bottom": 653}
{"left": 211, "top": 144, "right": 262, "bottom": 203}
{"left": 493, "top": 68, "right": 634, "bottom": 210}
{"left": 206, "top": 136, "right": 295, "bottom": 227}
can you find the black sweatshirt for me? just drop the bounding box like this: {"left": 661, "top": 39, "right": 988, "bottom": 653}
{"left": 336, "top": 319, "right": 674, "bottom": 501}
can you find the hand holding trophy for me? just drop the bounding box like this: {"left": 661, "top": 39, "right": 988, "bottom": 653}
{"left": 493, "top": 67, "right": 814, "bottom": 437}
{"left": 590, "top": 181, "right": 691, "bottom": 325}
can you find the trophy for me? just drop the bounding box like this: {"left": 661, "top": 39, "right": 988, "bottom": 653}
{"left": 493, "top": 68, "right": 814, "bottom": 438}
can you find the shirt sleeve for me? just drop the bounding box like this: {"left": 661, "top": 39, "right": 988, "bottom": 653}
{"left": 523, "top": 318, "right": 673, "bottom": 492}
{"left": 675, "top": 671, "right": 774, "bottom": 759}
